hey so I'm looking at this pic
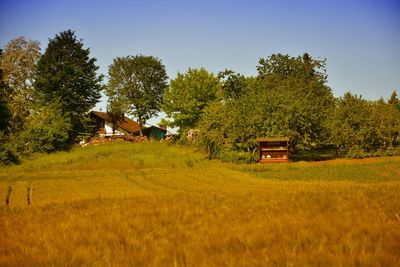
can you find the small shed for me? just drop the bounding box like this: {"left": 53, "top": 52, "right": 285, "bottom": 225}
{"left": 257, "top": 137, "right": 289, "bottom": 163}
{"left": 142, "top": 126, "right": 167, "bottom": 140}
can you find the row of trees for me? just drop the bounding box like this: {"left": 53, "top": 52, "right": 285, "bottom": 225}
{"left": 1, "top": 30, "right": 399, "bottom": 165}
{"left": 1, "top": 31, "right": 103, "bottom": 165}
{"left": 0, "top": 30, "right": 172, "bottom": 166}
{"left": 161, "top": 54, "right": 400, "bottom": 161}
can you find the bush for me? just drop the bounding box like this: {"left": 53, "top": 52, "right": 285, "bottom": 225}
{"left": 344, "top": 145, "right": 400, "bottom": 159}
{"left": 219, "top": 148, "right": 255, "bottom": 164}
{"left": 0, "top": 132, "right": 19, "bottom": 166}
{"left": 385, "top": 146, "right": 400, "bottom": 156}
{"left": 346, "top": 146, "right": 366, "bottom": 159}
{"left": 18, "top": 101, "right": 71, "bottom": 153}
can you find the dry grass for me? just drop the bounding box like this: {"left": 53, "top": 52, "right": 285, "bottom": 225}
{"left": 0, "top": 142, "right": 399, "bottom": 266}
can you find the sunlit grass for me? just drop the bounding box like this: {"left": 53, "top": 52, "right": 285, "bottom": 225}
{"left": 0, "top": 142, "right": 399, "bottom": 266}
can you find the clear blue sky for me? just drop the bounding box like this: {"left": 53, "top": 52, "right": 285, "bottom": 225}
{"left": 1, "top": 0, "right": 399, "bottom": 112}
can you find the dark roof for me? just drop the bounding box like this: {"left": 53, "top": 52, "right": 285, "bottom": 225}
{"left": 256, "top": 137, "right": 289, "bottom": 142}
{"left": 90, "top": 111, "right": 142, "bottom": 134}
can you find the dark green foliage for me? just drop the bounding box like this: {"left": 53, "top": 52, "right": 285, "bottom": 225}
{"left": 257, "top": 53, "right": 327, "bottom": 81}
{"left": 0, "top": 49, "right": 17, "bottom": 165}
{"left": 0, "top": 91, "right": 9, "bottom": 132}
{"left": 0, "top": 131, "right": 19, "bottom": 166}
{"left": 0, "top": 49, "right": 10, "bottom": 133}
{"left": 326, "top": 92, "right": 400, "bottom": 158}
{"left": 256, "top": 53, "right": 334, "bottom": 152}
{"left": 195, "top": 54, "right": 399, "bottom": 161}
{"left": 218, "top": 69, "right": 247, "bottom": 100}
{"left": 219, "top": 148, "right": 255, "bottom": 164}
{"left": 35, "top": 30, "right": 103, "bottom": 142}
{"left": 197, "top": 53, "right": 334, "bottom": 161}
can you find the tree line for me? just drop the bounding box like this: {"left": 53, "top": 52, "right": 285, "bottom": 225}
{"left": 162, "top": 54, "right": 400, "bottom": 161}
{"left": 1, "top": 31, "right": 103, "bottom": 164}
{"left": 1, "top": 30, "right": 399, "bottom": 165}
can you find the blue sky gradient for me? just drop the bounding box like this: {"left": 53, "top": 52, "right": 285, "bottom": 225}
{"left": 1, "top": 0, "right": 399, "bottom": 112}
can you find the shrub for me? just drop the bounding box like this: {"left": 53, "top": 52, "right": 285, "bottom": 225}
{"left": 0, "top": 131, "right": 19, "bottom": 166}
{"left": 346, "top": 146, "right": 366, "bottom": 159}
{"left": 18, "top": 101, "right": 71, "bottom": 153}
{"left": 219, "top": 148, "right": 255, "bottom": 164}
{"left": 385, "top": 146, "right": 400, "bottom": 156}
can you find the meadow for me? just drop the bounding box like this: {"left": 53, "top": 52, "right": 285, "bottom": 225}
{"left": 0, "top": 141, "right": 399, "bottom": 266}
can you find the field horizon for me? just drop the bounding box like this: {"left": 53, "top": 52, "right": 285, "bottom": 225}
{"left": 1, "top": 141, "right": 399, "bottom": 266}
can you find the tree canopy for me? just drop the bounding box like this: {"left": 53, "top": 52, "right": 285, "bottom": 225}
{"left": 35, "top": 30, "right": 103, "bottom": 142}
{"left": 195, "top": 53, "right": 334, "bottom": 159}
{"left": 0, "top": 37, "right": 41, "bottom": 133}
{"left": 162, "top": 68, "right": 220, "bottom": 133}
{"left": 1, "top": 31, "right": 399, "bottom": 165}
{"left": 105, "top": 55, "right": 168, "bottom": 134}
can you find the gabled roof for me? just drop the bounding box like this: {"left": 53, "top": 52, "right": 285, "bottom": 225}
{"left": 90, "top": 111, "right": 142, "bottom": 134}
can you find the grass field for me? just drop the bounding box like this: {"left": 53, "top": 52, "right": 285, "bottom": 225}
{"left": 1, "top": 141, "right": 399, "bottom": 266}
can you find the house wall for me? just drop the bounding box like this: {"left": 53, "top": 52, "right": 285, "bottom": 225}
{"left": 103, "top": 123, "right": 128, "bottom": 136}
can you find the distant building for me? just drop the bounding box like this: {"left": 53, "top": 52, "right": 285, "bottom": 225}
{"left": 90, "top": 111, "right": 167, "bottom": 139}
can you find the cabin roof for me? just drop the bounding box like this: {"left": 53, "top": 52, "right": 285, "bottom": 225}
{"left": 90, "top": 111, "right": 142, "bottom": 134}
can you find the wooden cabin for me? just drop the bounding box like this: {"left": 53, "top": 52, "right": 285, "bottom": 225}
{"left": 90, "top": 111, "right": 166, "bottom": 139}
{"left": 257, "top": 137, "right": 289, "bottom": 163}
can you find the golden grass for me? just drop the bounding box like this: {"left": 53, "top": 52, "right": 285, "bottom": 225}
{"left": 0, "top": 142, "right": 399, "bottom": 266}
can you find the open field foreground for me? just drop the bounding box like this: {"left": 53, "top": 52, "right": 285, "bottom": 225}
{"left": 1, "top": 142, "right": 400, "bottom": 266}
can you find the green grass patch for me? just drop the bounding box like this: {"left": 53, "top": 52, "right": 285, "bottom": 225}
{"left": 237, "top": 157, "right": 400, "bottom": 182}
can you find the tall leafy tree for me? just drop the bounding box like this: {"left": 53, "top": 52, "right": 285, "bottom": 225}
{"left": 106, "top": 55, "right": 168, "bottom": 135}
{"left": 371, "top": 98, "right": 399, "bottom": 147}
{"left": 35, "top": 30, "right": 103, "bottom": 142}
{"left": 327, "top": 93, "right": 378, "bottom": 153}
{"left": 163, "top": 68, "right": 220, "bottom": 134}
{"left": 256, "top": 53, "right": 334, "bottom": 151}
{"left": 0, "top": 37, "right": 40, "bottom": 133}
{"left": 197, "top": 101, "right": 232, "bottom": 158}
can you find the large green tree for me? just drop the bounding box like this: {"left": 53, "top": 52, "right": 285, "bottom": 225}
{"left": 35, "top": 30, "right": 103, "bottom": 142}
{"left": 162, "top": 68, "right": 220, "bottom": 134}
{"left": 196, "top": 53, "right": 334, "bottom": 161}
{"left": 327, "top": 93, "right": 377, "bottom": 154}
{"left": 256, "top": 53, "right": 334, "bottom": 151}
{"left": 0, "top": 37, "right": 40, "bottom": 133}
{"left": 105, "top": 55, "right": 168, "bottom": 135}
{"left": 371, "top": 92, "right": 400, "bottom": 147}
